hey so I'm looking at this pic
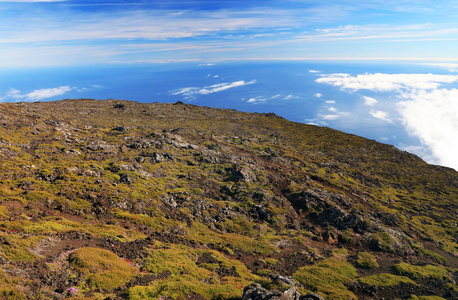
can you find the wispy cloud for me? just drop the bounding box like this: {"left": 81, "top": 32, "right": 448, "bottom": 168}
{"left": 297, "top": 23, "right": 458, "bottom": 43}
{"left": 1, "top": 0, "right": 458, "bottom": 65}
{"left": 370, "top": 110, "right": 393, "bottom": 123}
{"left": 318, "top": 105, "right": 351, "bottom": 121}
{"left": 419, "top": 63, "right": 458, "bottom": 72}
{"left": 363, "top": 95, "right": 378, "bottom": 106}
{"left": 2, "top": 86, "right": 72, "bottom": 102}
{"left": 316, "top": 73, "right": 458, "bottom": 91}
{"left": 247, "top": 96, "right": 266, "bottom": 104}
{"left": 283, "top": 94, "right": 298, "bottom": 100}
{"left": 171, "top": 80, "right": 256, "bottom": 99}
{"left": 0, "top": 0, "right": 65, "bottom": 2}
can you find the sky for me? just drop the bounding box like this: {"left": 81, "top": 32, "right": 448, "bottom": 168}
{"left": 1, "top": 0, "right": 458, "bottom": 65}
{"left": 1, "top": 0, "right": 458, "bottom": 171}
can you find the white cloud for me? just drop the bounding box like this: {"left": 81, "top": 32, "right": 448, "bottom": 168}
{"left": 247, "top": 96, "right": 266, "bottom": 104}
{"left": 319, "top": 110, "right": 351, "bottom": 121}
{"left": 316, "top": 73, "right": 458, "bottom": 91}
{"left": 171, "top": 80, "right": 256, "bottom": 98}
{"left": 321, "top": 114, "right": 340, "bottom": 120}
{"left": 362, "top": 95, "right": 378, "bottom": 106}
{"left": 3, "top": 86, "right": 72, "bottom": 102}
{"left": 314, "top": 93, "right": 322, "bottom": 98}
{"left": 398, "top": 88, "right": 458, "bottom": 170}
{"left": 317, "top": 71, "right": 458, "bottom": 170}
{"left": 309, "top": 70, "right": 321, "bottom": 73}
{"left": 419, "top": 63, "right": 458, "bottom": 72}
{"left": 325, "top": 100, "right": 336, "bottom": 104}
{"left": 283, "top": 95, "right": 298, "bottom": 100}
{"left": 370, "top": 110, "right": 392, "bottom": 123}
{"left": 26, "top": 86, "right": 72, "bottom": 101}
{"left": 298, "top": 23, "right": 458, "bottom": 44}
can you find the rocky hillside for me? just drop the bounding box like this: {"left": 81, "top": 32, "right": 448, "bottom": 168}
{"left": 0, "top": 99, "right": 456, "bottom": 300}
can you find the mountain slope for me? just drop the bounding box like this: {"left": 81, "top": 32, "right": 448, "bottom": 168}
{"left": 0, "top": 99, "right": 456, "bottom": 299}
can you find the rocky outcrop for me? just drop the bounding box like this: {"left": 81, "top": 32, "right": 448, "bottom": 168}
{"left": 242, "top": 276, "right": 325, "bottom": 300}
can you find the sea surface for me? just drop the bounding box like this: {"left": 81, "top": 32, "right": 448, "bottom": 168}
{"left": 1, "top": 61, "right": 456, "bottom": 169}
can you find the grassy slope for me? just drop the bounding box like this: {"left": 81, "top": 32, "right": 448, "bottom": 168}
{"left": 0, "top": 99, "right": 456, "bottom": 299}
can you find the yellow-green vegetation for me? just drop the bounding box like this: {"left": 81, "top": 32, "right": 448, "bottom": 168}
{"left": 259, "top": 258, "right": 279, "bottom": 265}
{"left": 0, "top": 205, "right": 9, "bottom": 219}
{"left": 130, "top": 242, "right": 259, "bottom": 299}
{"left": 126, "top": 275, "right": 244, "bottom": 300}
{"left": 393, "top": 262, "right": 452, "bottom": 280}
{"left": 358, "top": 273, "right": 415, "bottom": 286}
{"left": 370, "top": 231, "right": 393, "bottom": 251}
{"left": 69, "top": 247, "right": 137, "bottom": 292}
{"left": 20, "top": 216, "right": 146, "bottom": 241}
{"left": 331, "top": 247, "right": 348, "bottom": 259}
{"left": 0, "top": 233, "right": 44, "bottom": 262}
{"left": 293, "top": 257, "right": 357, "bottom": 299}
{"left": 187, "top": 222, "right": 276, "bottom": 254}
{"left": 356, "top": 252, "right": 379, "bottom": 269}
{"left": 408, "top": 296, "right": 448, "bottom": 300}
{"left": 0, "top": 99, "right": 457, "bottom": 299}
{"left": 0, "top": 268, "right": 26, "bottom": 300}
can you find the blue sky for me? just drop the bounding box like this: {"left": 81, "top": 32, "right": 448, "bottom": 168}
{"left": 1, "top": 0, "right": 458, "bottom": 66}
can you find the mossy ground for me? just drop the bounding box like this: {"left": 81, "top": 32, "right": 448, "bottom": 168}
{"left": 0, "top": 99, "right": 456, "bottom": 299}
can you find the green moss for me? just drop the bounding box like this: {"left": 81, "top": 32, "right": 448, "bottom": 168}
{"left": 293, "top": 258, "right": 357, "bottom": 300}
{"left": 219, "top": 216, "right": 257, "bottom": 236}
{"left": 23, "top": 190, "right": 55, "bottom": 202}
{"left": 356, "top": 252, "right": 379, "bottom": 269}
{"left": 69, "top": 247, "right": 137, "bottom": 292}
{"left": 187, "top": 222, "right": 276, "bottom": 254}
{"left": 126, "top": 274, "right": 244, "bottom": 300}
{"left": 22, "top": 217, "right": 145, "bottom": 241}
{"left": 134, "top": 243, "right": 258, "bottom": 299}
{"left": 68, "top": 198, "right": 92, "bottom": 211}
{"left": 358, "top": 273, "right": 415, "bottom": 286}
{"left": 393, "top": 262, "right": 451, "bottom": 280}
{"left": 416, "top": 247, "right": 448, "bottom": 265}
{"left": 259, "top": 258, "right": 278, "bottom": 266}
{"left": 332, "top": 248, "right": 348, "bottom": 259}
{"left": 408, "top": 296, "right": 448, "bottom": 300}
{"left": 0, "top": 287, "right": 26, "bottom": 300}
{"left": 0, "top": 234, "right": 44, "bottom": 262}
{"left": 0, "top": 206, "right": 9, "bottom": 219}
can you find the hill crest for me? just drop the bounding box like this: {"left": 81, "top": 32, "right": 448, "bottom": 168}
{"left": 0, "top": 99, "right": 456, "bottom": 299}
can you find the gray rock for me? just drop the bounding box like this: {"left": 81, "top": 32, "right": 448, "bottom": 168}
{"left": 242, "top": 277, "right": 302, "bottom": 300}
{"left": 300, "top": 293, "right": 325, "bottom": 300}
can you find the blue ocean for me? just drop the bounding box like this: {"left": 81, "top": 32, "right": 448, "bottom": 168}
{"left": 1, "top": 61, "right": 457, "bottom": 169}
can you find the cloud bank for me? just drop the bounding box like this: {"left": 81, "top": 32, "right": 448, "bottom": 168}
{"left": 3, "top": 86, "right": 72, "bottom": 102}
{"left": 398, "top": 88, "right": 458, "bottom": 170}
{"left": 316, "top": 72, "right": 458, "bottom": 170}
{"left": 316, "top": 73, "right": 458, "bottom": 91}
